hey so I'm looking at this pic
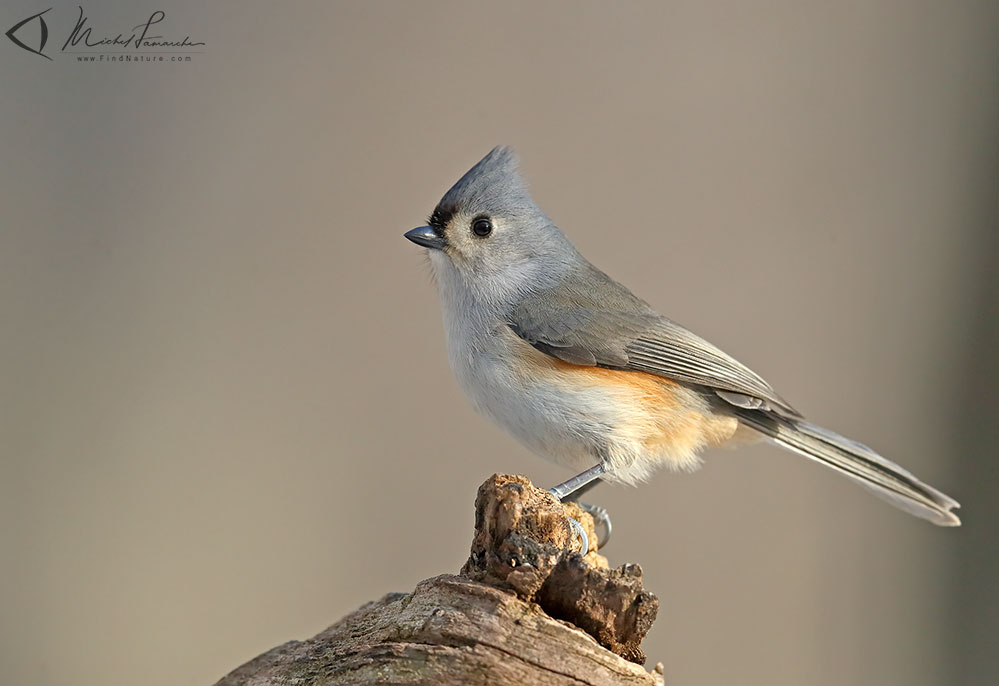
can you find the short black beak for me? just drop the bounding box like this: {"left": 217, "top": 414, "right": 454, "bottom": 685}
{"left": 404, "top": 226, "right": 446, "bottom": 251}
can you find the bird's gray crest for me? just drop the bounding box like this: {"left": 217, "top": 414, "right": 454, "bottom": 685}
{"left": 437, "top": 146, "right": 536, "bottom": 217}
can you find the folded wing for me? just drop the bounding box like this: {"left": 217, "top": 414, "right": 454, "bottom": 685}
{"left": 507, "top": 263, "right": 799, "bottom": 416}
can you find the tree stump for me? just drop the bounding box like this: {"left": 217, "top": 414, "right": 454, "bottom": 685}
{"left": 215, "top": 474, "right": 663, "bottom": 685}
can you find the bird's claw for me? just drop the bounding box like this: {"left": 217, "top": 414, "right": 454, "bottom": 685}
{"left": 577, "top": 502, "right": 613, "bottom": 549}
{"left": 566, "top": 516, "right": 589, "bottom": 556}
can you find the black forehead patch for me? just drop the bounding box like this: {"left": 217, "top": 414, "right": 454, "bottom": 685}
{"left": 427, "top": 204, "right": 456, "bottom": 234}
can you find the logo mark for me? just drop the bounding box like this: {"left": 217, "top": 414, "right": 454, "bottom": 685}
{"left": 6, "top": 7, "right": 52, "bottom": 60}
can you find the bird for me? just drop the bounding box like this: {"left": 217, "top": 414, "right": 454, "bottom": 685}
{"left": 404, "top": 146, "right": 960, "bottom": 552}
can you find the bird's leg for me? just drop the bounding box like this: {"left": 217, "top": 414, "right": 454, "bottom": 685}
{"left": 549, "top": 463, "right": 611, "bottom": 555}
{"left": 549, "top": 462, "right": 607, "bottom": 500}
{"left": 558, "top": 475, "right": 601, "bottom": 502}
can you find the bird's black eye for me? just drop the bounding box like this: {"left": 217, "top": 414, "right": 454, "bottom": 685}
{"left": 471, "top": 216, "right": 493, "bottom": 237}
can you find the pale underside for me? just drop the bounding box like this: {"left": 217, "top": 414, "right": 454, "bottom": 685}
{"left": 453, "top": 322, "right": 753, "bottom": 485}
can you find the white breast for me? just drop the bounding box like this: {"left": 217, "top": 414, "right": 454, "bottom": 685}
{"left": 444, "top": 308, "right": 614, "bottom": 474}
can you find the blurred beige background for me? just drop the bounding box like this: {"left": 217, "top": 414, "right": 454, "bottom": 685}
{"left": 2, "top": 2, "right": 996, "bottom": 685}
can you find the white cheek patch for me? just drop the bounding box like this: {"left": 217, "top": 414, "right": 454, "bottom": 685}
{"left": 442, "top": 212, "right": 475, "bottom": 257}
{"left": 433, "top": 214, "right": 539, "bottom": 307}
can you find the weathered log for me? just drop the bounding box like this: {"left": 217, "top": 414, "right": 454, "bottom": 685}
{"left": 215, "top": 474, "right": 663, "bottom": 686}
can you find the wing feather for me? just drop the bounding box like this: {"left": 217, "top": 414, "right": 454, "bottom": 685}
{"left": 507, "top": 265, "right": 800, "bottom": 416}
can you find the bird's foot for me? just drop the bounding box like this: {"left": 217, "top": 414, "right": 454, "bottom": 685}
{"left": 566, "top": 516, "right": 590, "bottom": 557}
{"left": 550, "top": 486, "right": 591, "bottom": 555}
{"left": 576, "top": 502, "right": 613, "bottom": 550}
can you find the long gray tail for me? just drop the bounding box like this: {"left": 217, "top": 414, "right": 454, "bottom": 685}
{"left": 734, "top": 410, "right": 960, "bottom": 526}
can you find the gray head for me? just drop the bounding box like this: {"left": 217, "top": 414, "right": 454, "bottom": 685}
{"left": 405, "top": 147, "right": 580, "bottom": 305}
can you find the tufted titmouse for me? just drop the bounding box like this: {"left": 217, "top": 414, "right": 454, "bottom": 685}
{"left": 405, "top": 147, "right": 960, "bottom": 540}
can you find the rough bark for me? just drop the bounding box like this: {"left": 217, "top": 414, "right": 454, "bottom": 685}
{"left": 215, "top": 474, "right": 663, "bottom": 686}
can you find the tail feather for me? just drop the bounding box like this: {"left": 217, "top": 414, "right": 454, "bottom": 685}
{"left": 734, "top": 410, "right": 961, "bottom": 526}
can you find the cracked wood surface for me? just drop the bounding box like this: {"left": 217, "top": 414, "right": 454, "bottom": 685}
{"left": 214, "top": 475, "right": 664, "bottom": 686}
